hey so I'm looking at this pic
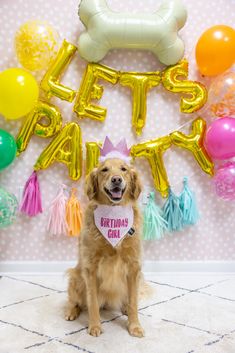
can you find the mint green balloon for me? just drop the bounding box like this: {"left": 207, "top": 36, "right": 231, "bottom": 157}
{"left": 0, "top": 187, "right": 18, "bottom": 228}
{"left": 0, "top": 129, "right": 17, "bottom": 171}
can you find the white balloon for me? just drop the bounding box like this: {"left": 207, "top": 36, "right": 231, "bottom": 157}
{"left": 78, "top": 0, "right": 187, "bottom": 65}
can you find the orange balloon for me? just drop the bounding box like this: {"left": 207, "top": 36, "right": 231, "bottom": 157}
{"left": 196, "top": 25, "right": 235, "bottom": 76}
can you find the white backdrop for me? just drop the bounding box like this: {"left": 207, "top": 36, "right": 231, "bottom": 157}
{"left": 0, "top": 0, "right": 235, "bottom": 261}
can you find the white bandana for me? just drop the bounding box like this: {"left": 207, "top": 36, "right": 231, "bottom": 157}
{"left": 94, "top": 205, "right": 134, "bottom": 247}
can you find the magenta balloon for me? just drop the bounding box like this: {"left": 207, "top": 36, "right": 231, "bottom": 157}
{"left": 204, "top": 117, "right": 235, "bottom": 160}
{"left": 213, "top": 162, "right": 235, "bottom": 200}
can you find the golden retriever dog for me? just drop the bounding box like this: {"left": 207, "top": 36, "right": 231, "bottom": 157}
{"left": 65, "top": 158, "right": 146, "bottom": 338}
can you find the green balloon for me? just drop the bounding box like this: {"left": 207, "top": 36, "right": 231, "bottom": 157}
{"left": 0, "top": 187, "right": 18, "bottom": 228}
{"left": 0, "top": 129, "right": 17, "bottom": 171}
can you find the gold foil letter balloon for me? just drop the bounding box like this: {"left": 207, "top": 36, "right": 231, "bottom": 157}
{"left": 16, "top": 101, "right": 62, "bottom": 154}
{"left": 131, "top": 136, "right": 172, "bottom": 197}
{"left": 34, "top": 122, "right": 82, "bottom": 180}
{"left": 40, "top": 40, "right": 77, "bottom": 102}
{"left": 170, "top": 118, "right": 214, "bottom": 175}
{"left": 74, "top": 63, "right": 119, "bottom": 121}
{"left": 162, "top": 60, "right": 207, "bottom": 113}
{"left": 120, "top": 72, "right": 161, "bottom": 135}
{"left": 78, "top": 0, "right": 187, "bottom": 65}
{"left": 85, "top": 142, "right": 101, "bottom": 175}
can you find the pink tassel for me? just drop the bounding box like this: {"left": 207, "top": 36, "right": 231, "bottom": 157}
{"left": 47, "top": 185, "right": 68, "bottom": 236}
{"left": 20, "top": 171, "right": 43, "bottom": 217}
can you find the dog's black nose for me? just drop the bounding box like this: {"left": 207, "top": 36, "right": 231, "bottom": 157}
{"left": 111, "top": 175, "right": 122, "bottom": 184}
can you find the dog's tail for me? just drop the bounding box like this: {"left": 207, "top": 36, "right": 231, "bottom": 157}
{"left": 139, "top": 274, "right": 155, "bottom": 301}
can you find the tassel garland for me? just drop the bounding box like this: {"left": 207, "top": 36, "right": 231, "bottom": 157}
{"left": 162, "top": 188, "right": 183, "bottom": 232}
{"left": 143, "top": 191, "right": 167, "bottom": 240}
{"left": 47, "top": 185, "right": 68, "bottom": 235}
{"left": 66, "top": 188, "right": 82, "bottom": 237}
{"left": 20, "top": 171, "right": 43, "bottom": 217}
{"left": 179, "top": 177, "right": 199, "bottom": 226}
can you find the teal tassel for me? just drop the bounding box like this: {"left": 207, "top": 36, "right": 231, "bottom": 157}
{"left": 179, "top": 177, "right": 199, "bottom": 226}
{"left": 143, "top": 192, "right": 167, "bottom": 240}
{"left": 163, "top": 188, "right": 183, "bottom": 232}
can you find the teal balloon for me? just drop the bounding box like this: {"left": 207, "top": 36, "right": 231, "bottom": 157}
{"left": 0, "top": 129, "right": 17, "bottom": 171}
{"left": 0, "top": 187, "right": 18, "bottom": 228}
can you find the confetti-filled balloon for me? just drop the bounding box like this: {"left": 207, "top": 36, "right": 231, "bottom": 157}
{"left": 207, "top": 71, "right": 235, "bottom": 118}
{"left": 0, "top": 68, "right": 39, "bottom": 120}
{"left": 213, "top": 162, "right": 235, "bottom": 200}
{"left": 15, "top": 20, "right": 60, "bottom": 72}
{"left": 0, "top": 187, "right": 18, "bottom": 228}
{"left": 0, "top": 129, "right": 17, "bottom": 171}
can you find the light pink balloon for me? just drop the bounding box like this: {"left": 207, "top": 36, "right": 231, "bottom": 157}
{"left": 204, "top": 117, "right": 235, "bottom": 160}
{"left": 213, "top": 162, "right": 235, "bottom": 200}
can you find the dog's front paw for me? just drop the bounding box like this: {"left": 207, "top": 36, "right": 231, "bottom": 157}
{"left": 88, "top": 324, "right": 103, "bottom": 337}
{"left": 128, "top": 323, "right": 145, "bottom": 338}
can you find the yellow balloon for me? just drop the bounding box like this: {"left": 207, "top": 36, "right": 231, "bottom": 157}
{"left": 162, "top": 60, "right": 207, "bottom": 113}
{"left": 74, "top": 63, "right": 119, "bottom": 121}
{"left": 170, "top": 118, "right": 214, "bottom": 175}
{"left": 40, "top": 40, "right": 77, "bottom": 102}
{"left": 0, "top": 68, "right": 39, "bottom": 120}
{"left": 34, "top": 122, "right": 82, "bottom": 180}
{"left": 120, "top": 72, "right": 161, "bottom": 135}
{"left": 131, "top": 136, "right": 172, "bottom": 198}
{"left": 16, "top": 100, "right": 62, "bottom": 155}
{"left": 85, "top": 142, "right": 101, "bottom": 175}
{"left": 15, "top": 20, "right": 60, "bottom": 72}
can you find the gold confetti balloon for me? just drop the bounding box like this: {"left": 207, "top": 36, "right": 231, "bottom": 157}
{"left": 15, "top": 20, "right": 60, "bottom": 72}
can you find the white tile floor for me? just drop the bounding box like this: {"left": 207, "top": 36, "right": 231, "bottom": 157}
{"left": 0, "top": 273, "right": 235, "bottom": 353}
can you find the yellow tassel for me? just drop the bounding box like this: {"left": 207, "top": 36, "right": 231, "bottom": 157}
{"left": 66, "top": 188, "right": 82, "bottom": 237}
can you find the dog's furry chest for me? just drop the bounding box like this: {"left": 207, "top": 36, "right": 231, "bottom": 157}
{"left": 96, "top": 252, "right": 129, "bottom": 308}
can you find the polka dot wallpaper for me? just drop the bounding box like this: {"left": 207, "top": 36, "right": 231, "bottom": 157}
{"left": 0, "top": 0, "right": 235, "bottom": 261}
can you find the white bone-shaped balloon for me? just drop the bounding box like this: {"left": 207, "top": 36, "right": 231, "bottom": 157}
{"left": 78, "top": 0, "right": 187, "bottom": 65}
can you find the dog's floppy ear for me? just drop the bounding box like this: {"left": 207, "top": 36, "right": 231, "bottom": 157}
{"left": 86, "top": 168, "right": 98, "bottom": 200}
{"left": 130, "top": 168, "right": 142, "bottom": 200}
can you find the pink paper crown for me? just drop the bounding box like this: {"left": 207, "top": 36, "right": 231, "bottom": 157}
{"left": 99, "top": 137, "right": 131, "bottom": 163}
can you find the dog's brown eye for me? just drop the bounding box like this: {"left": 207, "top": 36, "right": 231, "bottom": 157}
{"left": 121, "top": 167, "right": 127, "bottom": 172}
{"left": 101, "top": 167, "right": 108, "bottom": 172}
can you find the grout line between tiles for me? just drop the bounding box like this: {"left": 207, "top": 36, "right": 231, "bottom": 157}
{"left": 25, "top": 337, "right": 96, "bottom": 353}
{"left": 149, "top": 278, "right": 230, "bottom": 293}
{"left": 0, "top": 294, "right": 51, "bottom": 310}
{"left": 198, "top": 291, "right": 235, "bottom": 302}
{"left": 55, "top": 338, "right": 96, "bottom": 353}
{"left": 65, "top": 313, "right": 123, "bottom": 336}
{"left": 204, "top": 328, "right": 235, "bottom": 347}
{"left": 0, "top": 318, "right": 51, "bottom": 339}
{"left": 0, "top": 291, "right": 65, "bottom": 310}
{"left": 2, "top": 275, "right": 65, "bottom": 292}
{"left": 161, "top": 318, "right": 222, "bottom": 337}
{"left": 24, "top": 338, "right": 54, "bottom": 350}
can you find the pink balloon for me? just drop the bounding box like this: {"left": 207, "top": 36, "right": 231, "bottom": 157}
{"left": 213, "top": 162, "right": 235, "bottom": 200}
{"left": 204, "top": 117, "right": 235, "bottom": 160}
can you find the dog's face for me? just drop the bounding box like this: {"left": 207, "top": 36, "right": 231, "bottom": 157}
{"left": 86, "top": 158, "right": 142, "bottom": 204}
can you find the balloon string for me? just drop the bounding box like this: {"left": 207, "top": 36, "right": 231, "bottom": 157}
{"left": 173, "top": 117, "right": 196, "bottom": 133}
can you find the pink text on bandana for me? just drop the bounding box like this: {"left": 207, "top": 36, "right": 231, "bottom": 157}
{"left": 101, "top": 217, "right": 129, "bottom": 238}
{"left": 94, "top": 205, "right": 134, "bottom": 247}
